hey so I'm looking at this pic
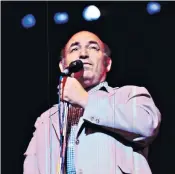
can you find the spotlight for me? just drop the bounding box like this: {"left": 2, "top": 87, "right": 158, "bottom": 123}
{"left": 54, "top": 12, "right": 69, "bottom": 24}
{"left": 147, "top": 2, "right": 161, "bottom": 15}
{"left": 83, "top": 5, "right": 101, "bottom": 21}
{"left": 21, "top": 14, "right": 36, "bottom": 29}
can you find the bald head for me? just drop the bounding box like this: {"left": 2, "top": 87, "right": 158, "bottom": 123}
{"left": 65, "top": 31, "right": 104, "bottom": 52}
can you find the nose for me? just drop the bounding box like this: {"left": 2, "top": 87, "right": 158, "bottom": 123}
{"left": 79, "top": 55, "right": 89, "bottom": 59}
{"left": 79, "top": 49, "right": 89, "bottom": 59}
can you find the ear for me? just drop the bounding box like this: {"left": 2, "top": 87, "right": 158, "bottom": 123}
{"left": 105, "top": 57, "right": 112, "bottom": 72}
{"left": 59, "top": 61, "right": 64, "bottom": 72}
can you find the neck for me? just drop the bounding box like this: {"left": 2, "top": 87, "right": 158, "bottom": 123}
{"left": 84, "top": 81, "right": 106, "bottom": 92}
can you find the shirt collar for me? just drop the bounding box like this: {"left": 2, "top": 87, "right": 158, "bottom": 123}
{"left": 88, "top": 81, "right": 110, "bottom": 94}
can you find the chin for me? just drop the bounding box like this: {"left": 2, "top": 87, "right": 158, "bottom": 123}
{"left": 82, "top": 81, "right": 93, "bottom": 89}
{"left": 83, "top": 71, "right": 93, "bottom": 78}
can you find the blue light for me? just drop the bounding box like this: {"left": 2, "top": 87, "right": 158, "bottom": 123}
{"left": 83, "top": 5, "right": 101, "bottom": 21}
{"left": 21, "top": 14, "right": 36, "bottom": 28}
{"left": 147, "top": 2, "right": 161, "bottom": 15}
{"left": 54, "top": 12, "right": 69, "bottom": 24}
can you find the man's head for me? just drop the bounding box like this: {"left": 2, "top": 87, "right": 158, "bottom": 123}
{"left": 59, "top": 31, "right": 112, "bottom": 89}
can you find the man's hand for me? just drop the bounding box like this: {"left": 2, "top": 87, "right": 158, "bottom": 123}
{"left": 58, "top": 77, "right": 88, "bottom": 108}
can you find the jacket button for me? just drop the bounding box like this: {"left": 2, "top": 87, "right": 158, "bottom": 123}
{"left": 75, "top": 139, "right": 79, "bottom": 145}
{"left": 78, "top": 169, "right": 83, "bottom": 174}
{"left": 96, "top": 118, "right": 100, "bottom": 123}
{"left": 90, "top": 116, "right": 94, "bottom": 121}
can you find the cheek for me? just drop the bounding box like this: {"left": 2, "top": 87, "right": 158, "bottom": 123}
{"left": 94, "top": 59, "right": 106, "bottom": 72}
{"left": 64, "top": 54, "right": 79, "bottom": 66}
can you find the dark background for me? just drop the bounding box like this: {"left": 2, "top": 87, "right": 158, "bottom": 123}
{"left": 2, "top": 1, "right": 175, "bottom": 174}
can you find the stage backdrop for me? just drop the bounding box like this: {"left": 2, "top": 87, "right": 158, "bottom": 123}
{"left": 2, "top": 2, "right": 175, "bottom": 174}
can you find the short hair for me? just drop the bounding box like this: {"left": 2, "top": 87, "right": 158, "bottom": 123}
{"left": 103, "top": 43, "right": 111, "bottom": 58}
{"left": 59, "top": 42, "right": 111, "bottom": 61}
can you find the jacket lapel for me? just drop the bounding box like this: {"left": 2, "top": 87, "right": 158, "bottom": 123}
{"left": 75, "top": 86, "right": 118, "bottom": 138}
{"left": 75, "top": 117, "right": 85, "bottom": 139}
{"left": 50, "top": 104, "right": 61, "bottom": 141}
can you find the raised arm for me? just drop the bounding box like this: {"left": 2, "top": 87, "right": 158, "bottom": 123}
{"left": 82, "top": 86, "right": 161, "bottom": 146}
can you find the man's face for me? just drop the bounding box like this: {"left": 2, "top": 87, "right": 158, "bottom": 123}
{"left": 60, "top": 31, "right": 112, "bottom": 88}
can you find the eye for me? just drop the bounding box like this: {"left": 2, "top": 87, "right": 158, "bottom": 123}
{"left": 70, "top": 47, "right": 79, "bottom": 53}
{"left": 89, "top": 45, "right": 100, "bottom": 51}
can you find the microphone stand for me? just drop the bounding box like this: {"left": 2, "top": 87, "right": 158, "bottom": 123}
{"left": 58, "top": 75, "right": 69, "bottom": 174}
{"left": 57, "top": 60, "right": 83, "bottom": 173}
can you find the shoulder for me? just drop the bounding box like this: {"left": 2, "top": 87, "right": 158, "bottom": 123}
{"left": 115, "top": 85, "right": 149, "bottom": 93}
{"left": 110, "top": 85, "right": 151, "bottom": 98}
{"left": 34, "top": 104, "right": 59, "bottom": 128}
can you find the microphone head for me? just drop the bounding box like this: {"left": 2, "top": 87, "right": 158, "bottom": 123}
{"left": 62, "top": 60, "right": 83, "bottom": 76}
{"left": 69, "top": 60, "right": 83, "bottom": 72}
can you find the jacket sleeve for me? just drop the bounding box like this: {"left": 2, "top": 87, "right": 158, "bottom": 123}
{"left": 23, "top": 104, "right": 60, "bottom": 174}
{"left": 23, "top": 131, "right": 40, "bottom": 174}
{"left": 82, "top": 86, "right": 161, "bottom": 147}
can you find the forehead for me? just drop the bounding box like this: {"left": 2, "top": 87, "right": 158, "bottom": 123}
{"left": 65, "top": 31, "right": 104, "bottom": 50}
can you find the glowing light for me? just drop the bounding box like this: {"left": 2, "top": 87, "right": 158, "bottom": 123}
{"left": 147, "top": 2, "right": 161, "bottom": 15}
{"left": 21, "top": 14, "right": 36, "bottom": 28}
{"left": 54, "top": 12, "right": 69, "bottom": 24}
{"left": 83, "top": 5, "right": 101, "bottom": 21}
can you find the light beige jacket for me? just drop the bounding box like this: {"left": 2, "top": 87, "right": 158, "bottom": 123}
{"left": 24, "top": 85, "right": 161, "bottom": 174}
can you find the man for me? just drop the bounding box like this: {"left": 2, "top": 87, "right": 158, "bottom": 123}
{"left": 24, "top": 31, "right": 161, "bottom": 174}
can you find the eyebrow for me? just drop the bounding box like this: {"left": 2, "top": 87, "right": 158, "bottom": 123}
{"left": 88, "top": 41, "right": 100, "bottom": 47}
{"left": 69, "top": 42, "right": 80, "bottom": 48}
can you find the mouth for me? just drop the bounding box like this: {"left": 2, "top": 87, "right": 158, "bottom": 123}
{"left": 83, "top": 62, "right": 92, "bottom": 70}
{"left": 83, "top": 62, "right": 92, "bottom": 66}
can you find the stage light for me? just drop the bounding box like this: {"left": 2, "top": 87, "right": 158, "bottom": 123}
{"left": 83, "top": 5, "right": 101, "bottom": 21}
{"left": 54, "top": 12, "right": 69, "bottom": 24}
{"left": 147, "top": 2, "right": 161, "bottom": 15}
{"left": 21, "top": 14, "right": 36, "bottom": 29}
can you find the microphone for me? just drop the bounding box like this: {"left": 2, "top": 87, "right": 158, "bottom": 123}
{"left": 61, "top": 60, "right": 83, "bottom": 76}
